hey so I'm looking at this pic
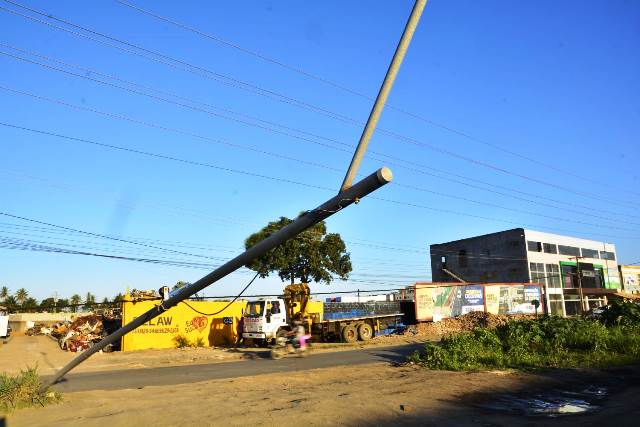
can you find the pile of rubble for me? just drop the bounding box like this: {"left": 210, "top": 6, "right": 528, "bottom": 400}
{"left": 25, "top": 312, "right": 121, "bottom": 352}
{"left": 412, "top": 312, "right": 534, "bottom": 338}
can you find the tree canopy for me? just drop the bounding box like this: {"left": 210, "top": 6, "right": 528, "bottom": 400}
{"left": 244, "top": 217, "right": 352, "bottom": 284}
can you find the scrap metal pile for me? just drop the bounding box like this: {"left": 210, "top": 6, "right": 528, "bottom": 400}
{"left": 25, "top": 310, "right": 122, "bottom": 352}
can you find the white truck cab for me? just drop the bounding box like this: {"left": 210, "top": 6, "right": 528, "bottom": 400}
{"left": 0, "top": 306, "right": 10, "bottom": 339}
{"left": 242, "top": 298, "right": 288, "bottom": 342}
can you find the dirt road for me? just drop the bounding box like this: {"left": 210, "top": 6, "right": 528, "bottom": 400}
{"left": 7, "top": 362, "right": 640, "bottom": 427}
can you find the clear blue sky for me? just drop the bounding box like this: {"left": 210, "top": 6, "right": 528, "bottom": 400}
{"left": 1, "top": 0, "right": 639, "bottom": 301}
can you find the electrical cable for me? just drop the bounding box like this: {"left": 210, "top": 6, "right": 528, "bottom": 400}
{"left": 113, "top": 0, "right": 640, "bottom": 196}
{"left": 4, "top": 82, "right": 640, "bottom": 224}
{"left": 179, "top": 271, "right": 258, "bottom": 316}
{"left": 4, "top": 121, "right": 640, "bottom": 241}
{"left": 2, "top": 1, "right": 638, "bottom": 206}
{"left": 0, "top": 209, "right": 227, "bottom": 261}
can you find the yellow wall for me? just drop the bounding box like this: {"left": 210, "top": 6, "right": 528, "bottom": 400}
{"left": 121, "top": 299, "right": 247, "bottom": 351}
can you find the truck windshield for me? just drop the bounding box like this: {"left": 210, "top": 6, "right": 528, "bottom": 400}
{"left": 245, "top": 301, "right": 264, "bottom": 317}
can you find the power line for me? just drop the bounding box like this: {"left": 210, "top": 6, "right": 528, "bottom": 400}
{"left": 4, "top": 121, "right": 640, "bottom": 241}
{"left": 0, "top": 49, "right": 354, "bottom": 157}
{"left": 0, "top": 42, "right": 353, "bottom": 157}
{"left": 0, "top": 121, "right": 334, "bottom": 192}
{"left": 0, "top": 210, "right": 229, "bottom": 261}
{"left": 0, "top": 1, "right": 353, "bottom": 123}
{"left": 0, "top": 223, "right": 429, "bottom": 274}
{"left": 4, "top": 82, "right": 640, "bottom": 228}
{"left": 0, "top": 237, "right": 219, "bottom": 270}
{"left": 5, "top": 82, "right": 636, "bottom": 225}
{"left": 113, "top": 0, "right": 640, "bottom": 197}
{"left": 3, "top": 2, "right": 638, "bottom": 208}
{"left": 180, "top": 272, "right": 260, "bottom": 316}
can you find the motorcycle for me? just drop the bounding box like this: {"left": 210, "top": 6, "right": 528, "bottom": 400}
{"left": 270, "top": 335, "right": 312, "bottom": 359}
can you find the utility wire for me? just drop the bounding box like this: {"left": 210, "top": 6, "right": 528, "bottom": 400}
{"left": 4, "top": 86, "right": 640, "bottom": 226}
{"left": 2, "top": 2, "right": 638, "bottom": 207}
{"left": 0, "top": 210, "right": 229, "bottom": 261}
{"left": 179, "top": 272, "right": 259, "bottom": 316}
{"left": 0, "top": 122, "right": 334, "bottom": 192}
{"left": 3, "top": 121, "right": 640, "bottom": 240}
{"left": 0, "top": 50, "right": 353, "bottom": 157}
{"left": 113, "top": 0, "right": 640, "bottom": 196}
{"left": 2, "top": 223, "right": 623, "bottom": 272}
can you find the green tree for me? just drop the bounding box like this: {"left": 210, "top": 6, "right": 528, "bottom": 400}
{"left": 244, "top": 217, "right": 352, "bottom": 284}
{"left": 22, "top": 297, "right": 39, "bottom": 311}
{"left": 84, "top": 292, "right": 96, "bottom": 311}
{"left": 15, "top": 288, "right": 29, "bottom": 306}
{"left": 39, "top": 297, "right": 57, "bottom": 312}
{"left": 101, "top": 297, "right": 110, "bottom": 308}
{"left": 3, "top": 295, "right": 17, "bottom": 312}
{"left": 0, "top": 286, "right": 8, "bottom": 302}
{"left": 57, "top": 298, "right": 69, "bottom": 312}
{"left": 112, "top": 293, "right": 124, "bottom": 306}
{"left": 70, "top": 294, "right": 82, "bottom": 313}
{"left": 172, "top": 281, "right": 190, "bottom": 291}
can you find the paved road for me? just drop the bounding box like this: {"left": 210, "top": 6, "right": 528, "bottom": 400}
{"left": 48, "top": 343, "right": 424, "bottom": 393}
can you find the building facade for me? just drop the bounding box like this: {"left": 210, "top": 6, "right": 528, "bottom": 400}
{"left": 430, "top": 228, "right": 620, "bottom": 316}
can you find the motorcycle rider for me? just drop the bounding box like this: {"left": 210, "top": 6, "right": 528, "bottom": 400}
{"left": 289, "top": 320, "right": 306, "bottom": 349}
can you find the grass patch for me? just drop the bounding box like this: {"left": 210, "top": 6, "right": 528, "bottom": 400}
{"left": 0, "top": 366, "right": 61, "bottom": 414}
{"left": 409, "top": 302, "right": 640, "bottom": 371}
{"left": 172, "top": 334, "right": 207, "bottom": 348}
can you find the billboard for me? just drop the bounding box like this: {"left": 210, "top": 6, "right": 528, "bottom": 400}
{"left": 415, "top": 284, "right": 485, "bottom": 321}
{"left": 415, "top": 283, "right": 542, "bottom": 321}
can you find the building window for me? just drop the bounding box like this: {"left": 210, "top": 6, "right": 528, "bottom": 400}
{"left": 543, "top": 243, "right": 557, "bottom": 254}
{"left": 561, "top": 264, "right": 576, "bottom": 288}
{"left": 581, "top": 248, "right": 599, "bottom": 259}
{"left": 600, "top": 251, "right": 616, "bottom": 261}
{"left": 548, "top": 294, "right": 564, "bottom": 316}
{"left": 530, "top": 262, "right": 545, "bottom": 284}
{"left": 558, "top": 245, "right": 580, "bottom": 256}
{"left": 458, "top": 250, "right": 467, "bottom": 268}
{"left": 546, "top": 264, "right": 561, "bottom": 288}
{"left": 527, "top": 241, "right": 542, "bottom": 252}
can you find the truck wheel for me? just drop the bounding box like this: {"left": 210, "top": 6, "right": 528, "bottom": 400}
{"left": 358, "top": 323, "right": 373, "bottom": 341}
{"left": 342, "top": 325, "right": 358, "bottom": 343}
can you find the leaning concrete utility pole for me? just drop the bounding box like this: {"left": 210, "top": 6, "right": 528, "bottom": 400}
{"left": 340, "top": 0, "right": 427, "bottom": 192}
{"left": 44, "top": 0, "right": 426, "bottom": 388}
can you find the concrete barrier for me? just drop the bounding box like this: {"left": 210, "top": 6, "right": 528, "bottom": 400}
{"left": 8, "top": 312, "right": 78, "bottom": 334}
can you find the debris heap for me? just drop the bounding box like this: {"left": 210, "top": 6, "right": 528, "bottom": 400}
{"left": 25, "top": 311, "right": 122, "bottom": 352}
{"left": 413, "top": 311, "right": 534, "bottom": 337}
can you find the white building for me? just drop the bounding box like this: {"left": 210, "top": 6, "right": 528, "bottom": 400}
{"left": 430, "top": 228, "right": 621, "bottom": 316}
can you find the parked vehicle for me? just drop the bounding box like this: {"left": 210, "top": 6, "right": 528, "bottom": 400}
{"left": 0, "top": 305, "right": 11, "bottom": 339}
{"left": 243, "top": 284, "right": 403, "bottom": 345}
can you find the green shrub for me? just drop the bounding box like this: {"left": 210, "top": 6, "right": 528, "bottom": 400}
{"left": 172, "top": 334, "right": 191, "bottom": 348}
{"left": 410, "top": 314, "right": 640, "bottom": 371}
{"left": 172, "top": 335, "right": 207, "bottom": 348}
{"left": 0, "top": 366, "right": 61, "bottom": 413}
{"left": 599, "top": 301, "right": 640, "bottom": 327}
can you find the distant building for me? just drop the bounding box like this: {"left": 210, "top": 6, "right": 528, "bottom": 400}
{"left": 430, "top": 228, "right": 620, "bottom": 316}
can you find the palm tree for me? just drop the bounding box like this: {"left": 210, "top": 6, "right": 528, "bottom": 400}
{"left": 0, "top": 286, "right": 8, "bottom": 302}
{"left": 23, "top": 297, "right": 38, "bottom": 312}
{"left": 70, "top": 294, "right": 81, "bottom": 313}
{"left": 15, "top": 288, "right": 28, "bottom": 306}
{"left": 3, "top": 295, "right": 17, "bottom": 312}
{"left": 84, "top": 292, "right": 96, "bottom": 311}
